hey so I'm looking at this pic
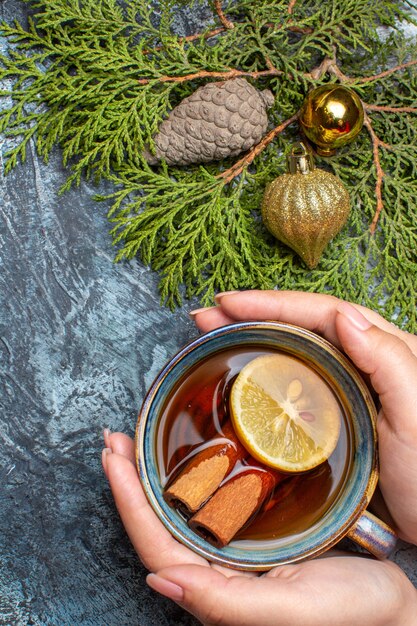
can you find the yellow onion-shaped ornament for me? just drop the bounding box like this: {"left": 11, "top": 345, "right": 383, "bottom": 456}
{"left": 299, "top": 85, "right": 364, "bottom": 156}
{"left": 262, "top": 143, "right": 350, "bottom": 268}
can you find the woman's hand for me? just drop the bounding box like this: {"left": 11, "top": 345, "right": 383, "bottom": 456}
{"left": 102, "top": 432, "right": 417, "bottom": 626}
{"left": 191, "top": 290, "right": 417, "bottom": 545}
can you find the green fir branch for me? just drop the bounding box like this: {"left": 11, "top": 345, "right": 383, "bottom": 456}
{"left": 1, "top": 0, "right": 417, "bottom": 328}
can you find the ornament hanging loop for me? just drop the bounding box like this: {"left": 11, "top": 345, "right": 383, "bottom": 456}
{"left": 287, "top": 142, "right": 315, "bottom": 175}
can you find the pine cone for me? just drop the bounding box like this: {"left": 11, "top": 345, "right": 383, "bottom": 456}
{"left": 144, "top": 78, "right": 274, "bottom": 166}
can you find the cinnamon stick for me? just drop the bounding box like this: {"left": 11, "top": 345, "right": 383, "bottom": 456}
{"left": 164, "top": 421, "right": 247, "bottom": 513}
{"left": 188, "top": 465, "right": 284, "bottom": 547}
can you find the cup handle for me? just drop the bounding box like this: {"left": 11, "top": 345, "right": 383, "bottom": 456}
{"left": 347, "top": 510, "right": 397, "bottom": 559}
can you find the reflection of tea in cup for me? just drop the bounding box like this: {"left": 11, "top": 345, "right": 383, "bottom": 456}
{"left": 136, "top": 322, "right": 397, "bottom": 570}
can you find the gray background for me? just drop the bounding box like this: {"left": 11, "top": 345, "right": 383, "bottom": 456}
{"left": 1, "top": 2, "right": 416, "bottom": 624}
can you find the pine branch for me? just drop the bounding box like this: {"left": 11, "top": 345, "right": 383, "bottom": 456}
{"left": 1, "top": 0, "right": 417, "bottom": 328}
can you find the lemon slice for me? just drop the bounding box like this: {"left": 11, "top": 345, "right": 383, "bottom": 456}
{"left": 230, "top": 353, "right": 341, "bottom": 472}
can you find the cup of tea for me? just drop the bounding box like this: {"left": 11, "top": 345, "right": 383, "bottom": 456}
{"left": 135, "top": 321, "right": 397, "bottom": 570}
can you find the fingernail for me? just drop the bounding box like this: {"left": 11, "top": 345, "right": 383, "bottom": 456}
{"left": 188, "top": 306, "right": 213, "bottom": 318}
{"left": 103, "top": 428, "right": 112, "bottom": 449}
{"left": 101, "top": 447, "right": 112, "bottom": 473}
{"left": 214, "top": 290, "right": 239, "bottom": 304}
{"left": 337, "top": 302, "right": 373, "bottom": 331}
{"left": 146, "top": 573, "right": 184, "bottom": 602}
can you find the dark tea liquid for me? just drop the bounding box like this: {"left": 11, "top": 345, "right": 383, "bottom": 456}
{"left": 156, "top": 346, "right": 353, "bottom": 548}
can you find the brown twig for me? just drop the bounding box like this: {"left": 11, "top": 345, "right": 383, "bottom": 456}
{"left": 305, "top": 48, "right": 350, "bottom": 82}
{"left": 137, "top": 67, "right": 284, "bottom": 85}
{"left": 361, "top": 101, "right": 417, "bottom": 232}
{"left": 218, "top": 112, "right": 299, "bottom": 183}
{"left": 305, "top": 54, "right": 417, "bottom": 85}
{"left": 355, "top": 59, "right": 417, "bottom": 83}
{"left": 288, "top": 0, "right": 297, "bottom": 14}
{"left": 365, "top": 104, "right": 417, "bottom": 114}
{"left": 214, "top": 0, "right": 234, "bottom": 30}
{"left": 267, "top": 20, "right": 313, "bottom": 35}
{"left": 265, "top": 56, "right": 276, "bottom": 71}
{"left": 287, "top": 24, "right": 314, "bottom": 35}
{"left": 362, "top": 110, "right": 392, "bottom": 234}
{"left": 306, "top": 57, "right": 345, "bottom": 81}
{"left": 139, "top": 51, "right": 340, "bottom": 88}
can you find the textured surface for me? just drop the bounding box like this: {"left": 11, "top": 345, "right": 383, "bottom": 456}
{"left": 0, "top": 2, "right": 416, "bottom": 625}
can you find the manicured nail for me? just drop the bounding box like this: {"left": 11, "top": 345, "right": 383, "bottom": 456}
{"left": 337, "top": 302, "right": 373, "bottom": 331}
{"left": 214, "top": 290, "right": 239, "bottom": 304}
{"left": 103, "top": 428, "right": 112, "bottom": 449}
{"left": 101, "top": 447, "right": 112, "bottom": 474}
{"left": 146, "top": 573, "right": 184, "bottom": 602}
{"left": 188, "top": 306, "right": 213, "bottom": 318}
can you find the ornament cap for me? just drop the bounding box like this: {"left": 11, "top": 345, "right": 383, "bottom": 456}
{"left": 287, "top": 142, "right": 315, "bottom": 175}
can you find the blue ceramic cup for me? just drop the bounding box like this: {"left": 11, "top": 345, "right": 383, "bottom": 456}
{"left": 136, "top": 322, "right": 397, "bottom": 571}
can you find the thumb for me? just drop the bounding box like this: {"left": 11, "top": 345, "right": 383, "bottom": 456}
{"left": 335, "top": 302, "right": 417, "bottom": 437}
{"left": 146, "top": 564, "right": 300, "bottom": 626}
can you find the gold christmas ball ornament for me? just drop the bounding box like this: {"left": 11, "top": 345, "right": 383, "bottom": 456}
{"left": 299, "top": 85, "right": 364, "bottom": 155}
{"left": 262, "top": 143, "right": 350, "bottom": 268}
